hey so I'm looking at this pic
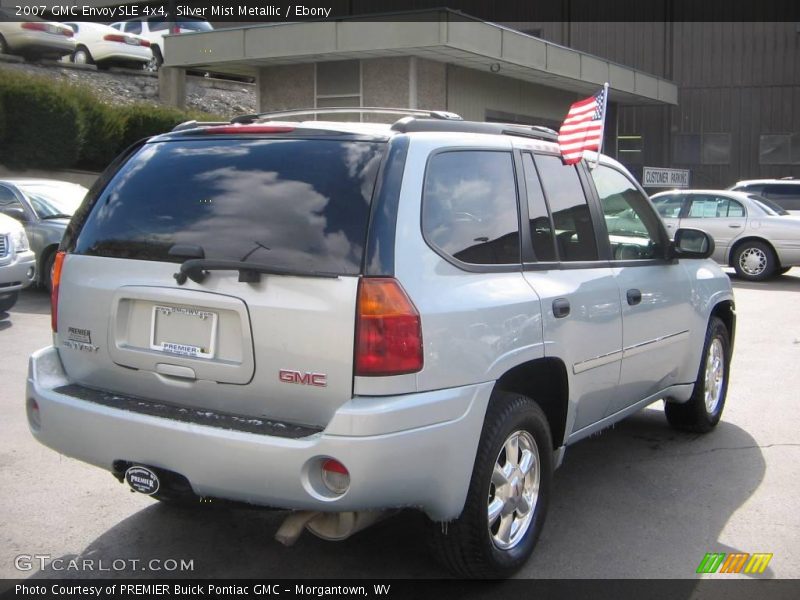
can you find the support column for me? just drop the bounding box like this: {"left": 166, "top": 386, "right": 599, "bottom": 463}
{"left": 158, "top": 67, "right": 186, "bottom": 110}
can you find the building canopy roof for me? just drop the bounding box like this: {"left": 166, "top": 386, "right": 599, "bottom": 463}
{"left": 165, "top": 10, "right": 677, "bottom": 106}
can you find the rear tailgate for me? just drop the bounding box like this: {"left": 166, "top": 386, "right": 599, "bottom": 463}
{"left": 55, "top": 135, "right": 384, "bottom": 428}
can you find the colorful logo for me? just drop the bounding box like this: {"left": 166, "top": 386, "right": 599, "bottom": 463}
{"left": 696, "top": 552, "right": 773, "bottom": 574}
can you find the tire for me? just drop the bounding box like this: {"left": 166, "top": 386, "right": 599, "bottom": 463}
{"left": 429, "top": 391, "right": 553, "bottom": 578}
{"left": 665, "top": 316, "right": 730, "bottom": 433}
{"left": 72, "top": 46, "right": 94, "bottom": 65}
{"left": 0, "top": 292, "right": 19, "bottom": 313}
{"left": 146, "top": 46, "right": 163, "bottom": 71}
{"left": 0, "top": 34, "right": 8, "bottom": 55}
{"left": 732, "top": 240, "right": 776, "bottom": 281}
{"left": 42, "top": 251, "right": 56, "bottom": 293}
{"left": 777, "top": 266, "right": 792, "bottom": 276}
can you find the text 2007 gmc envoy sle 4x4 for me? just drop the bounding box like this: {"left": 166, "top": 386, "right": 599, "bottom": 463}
{"left": 27, "top": 109, "right": 735, "bottom": 577}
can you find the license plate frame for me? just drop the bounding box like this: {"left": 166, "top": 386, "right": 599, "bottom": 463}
{"left": 149, "top": 304, "right": 218, "bottom": 359}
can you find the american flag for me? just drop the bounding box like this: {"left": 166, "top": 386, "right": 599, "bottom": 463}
{"left": 558, "top": 87, "right": 607, "bottom": 165}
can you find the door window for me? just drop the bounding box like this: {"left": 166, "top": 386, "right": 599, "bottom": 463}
{"left": 687, "top": 195, "right": 745, "bottom": 218}
{"left": 591, "top": 165, "right": 663, "bottom": 261}
{"left": 422, "top": 151, "right": 520, "bottom": 265}
{"left": 534, "top": 154, "right": 598, "bottom": 262}
{"left": 651, "top": 194, "right": 685, "bottom": 218}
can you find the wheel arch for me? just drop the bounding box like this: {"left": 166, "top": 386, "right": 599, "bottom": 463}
{"left": 38, "top": 243, "right": 59, "bottom": 286}
{"left": 710, "top": 299, "right": 736, "bottom": 354}
{"left": 728, "top": 236, "right": 780, "bottom": 267}
{"left": 493, "top": 357, "right": 569, "bottom": 450}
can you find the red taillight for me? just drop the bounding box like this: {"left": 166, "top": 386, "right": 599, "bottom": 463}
{"left": 204, "top": 125, "right": 295, "bottom": 134}
{"left": 355, "top": 278, "right": 423, "bottom": 376}
{"left": 139, "top": 39, "right": 151, "bottom": 47}
{"left": 62, "top": 28, "right": 73, "bottom": 37}
{"left": 21, "top": 22, "right": 47, "bottom": 32}
{"left": 103, "top": 33, "right": 127, "bottom": 43}
{"left": 171, "top": 25, "right": 181, "bottom": 34}
{"left": 50, "top": 251, "right": 66, "bottom": 333}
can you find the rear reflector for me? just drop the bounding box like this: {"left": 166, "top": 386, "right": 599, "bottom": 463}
{"left": 203, "top": 125, "right": 295, "bottom": 134}
{"left": 139, "top": 39, "right": 151, "bottom": 47}
{"left": 50, "top": 251, "right": 66, "bottom": 333}
{"left": 355, "top": 278, "right": 423, "bottom": 376}
{"left": 321, "top": 459, "right": 350, "bottom": 495}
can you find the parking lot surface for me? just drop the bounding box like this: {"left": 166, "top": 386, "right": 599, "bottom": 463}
{"left": 1, "top": 271, "right": 798, "bottom": 579}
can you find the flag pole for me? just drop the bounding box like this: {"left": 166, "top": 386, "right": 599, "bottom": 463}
{"left": 592, "top": 82, "right": 610, "bottom": 170}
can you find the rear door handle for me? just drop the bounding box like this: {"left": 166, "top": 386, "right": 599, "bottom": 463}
{"left": 552, "top": 298, "right": 570, "bottom": 318}
{"left": 626, "top": 289, "right": 642, "bottom": 306}
{"left": 728, "top": 224, "right": 742, "bottom": 229}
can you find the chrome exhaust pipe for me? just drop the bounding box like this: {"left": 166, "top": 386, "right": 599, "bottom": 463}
{"left": 274, "top": 510, "right": 392, "bottom": 545}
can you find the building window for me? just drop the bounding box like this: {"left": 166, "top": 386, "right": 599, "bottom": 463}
{"left": 702, "top": 133, "right": 731, "bottom": 165}
{"left": 759, "top": 134, "right": 800, "bottom": 165}
{"left": 315, "top": 60, "right": 361, "bottom": 120}
{"left": 673, "top": 133, "right": 730, "bottom": 165}
{"left": 617, "top": 135, "right": 644, "bottom": 165}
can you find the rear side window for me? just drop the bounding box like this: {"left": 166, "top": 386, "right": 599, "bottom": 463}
{"left": 73, "top": 139, "right": 384, "bottom": 275}
{"left": 422, "top": 151, "right": 520, "bottom": 265}
{"left": 762, "top": 184, "right": 800, "bottom": 211}
{"left": 534, "top": 154, "right": 598, "bottom": 262}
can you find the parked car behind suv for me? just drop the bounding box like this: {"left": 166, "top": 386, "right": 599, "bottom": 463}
{"left": 729, "top": 179, "right": 800, "bottom": 214}
{"left": 0, "top": 213, "right": 35, "bottom": 312}
{"left": 0, "top": 179, "right": 88, "bottom": 291}
{"left": 651, "top": 189, "right": 800, "bottom": 281}
{"left": 0, "top": 8, "right": 76, "bottom": 59}
{"left": 63, "top": 21, "right": 152, "bottom": 68}
{"left": 27, "top": 109, "right": 736, "bottom": 577}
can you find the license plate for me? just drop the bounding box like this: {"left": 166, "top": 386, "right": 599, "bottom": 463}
{"left": 150, "top": 305, "right": 218, "bottom": 359}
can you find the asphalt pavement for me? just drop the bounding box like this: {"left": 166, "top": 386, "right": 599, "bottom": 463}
{"left": 1, "top": 271, "right": 798, "bottom": 580}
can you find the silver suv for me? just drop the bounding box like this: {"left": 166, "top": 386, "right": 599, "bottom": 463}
{"left": 27, "top": 109, "right": 736, "bottom": 577}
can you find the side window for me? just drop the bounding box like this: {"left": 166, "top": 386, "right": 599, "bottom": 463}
{"left": 110, "top": 23, "right": 121, "bottom": 31}
{"left": 124, "top": 21, "right": 142, "bottom": 35}
{"left": 591, "top": 165, "right": 663, "bottom": 260}
{"left": 651, "top": 194, "right": 685, "bottom": 218}
{"left": 521, "top": 153, "right": 556, "bottom": 261}
{"left": 0, "top": 186, "right": 26, "bottom": 219}
{"left": 687, "top": 195, "right": 744, "bottom": 218}
{"left": 534, "top": 154, "right": 598, "bottom": 262}
{"left": 422, "top": 151, "right": 520, "bottom": 265}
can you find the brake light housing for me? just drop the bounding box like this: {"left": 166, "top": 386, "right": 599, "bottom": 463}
{"left": 50, "top": 251, "right": 66, "bottom": 333}
{"left": 355, "top": 278, "right": 423, "bottom": 376}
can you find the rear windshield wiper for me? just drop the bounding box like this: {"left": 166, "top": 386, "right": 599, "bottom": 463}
{"left": 174, "top": 259, "right": 340, "bottom": 285}
{"left": 41, "top": 213, "right": 73, "bottom": 220}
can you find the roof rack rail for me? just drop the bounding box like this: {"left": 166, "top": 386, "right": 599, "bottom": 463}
{"left": 230, "top": 107, "right": 462, "bottom": 124}
{"left": 171, "top": 120, "right": 229, "bottom": 132}
{"left": 390, "top": 117, "right": 558, "bottom": 142}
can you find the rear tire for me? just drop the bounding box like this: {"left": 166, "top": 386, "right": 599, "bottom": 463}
{"left": 429, "top": 391, "right": 552, "bottom": 578}
{"left": 665, "top": 316, "right": 730, "bottom": 433}
{"left": 0, "top": 292, "right": 18, "bottom": 313}
{"left": 732, "top": 240, "right": 776, "bottom": 281}
{"left": 0, "top": 34, "right": 9, "bottom": 55}
{"left": 146, "top": 46, "right": 163, "bottom": 71}
{"left": 776, "top": 266, "right": 792, "bottom": 276}
{"left": 72, "top": 46, "right": 94, "bottom": 65}
{"left": 42, "top": 251, "right": 56, "bottom": 293}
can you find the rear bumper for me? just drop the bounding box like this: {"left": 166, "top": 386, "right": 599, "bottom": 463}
{"left": 0, "top": 250, "right": 36, "bottom": 293}
{"left": 27, "top": 346, "right": 492, "bottom": 520}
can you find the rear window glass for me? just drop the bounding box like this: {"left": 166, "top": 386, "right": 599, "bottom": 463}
{"left": 148, "top": 18, "right": 213, "bottom": 32}
{"left": 73, "top": 139, "right": 384, "bottom": 275}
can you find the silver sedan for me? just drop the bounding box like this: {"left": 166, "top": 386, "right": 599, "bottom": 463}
{"left": 651, "top": 189, "right": 800, "bottom": 281}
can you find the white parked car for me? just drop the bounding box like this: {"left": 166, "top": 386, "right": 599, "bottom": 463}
{"left": 62, "top": 21, "right": 152, "bottom": 68}
{"left": 109, "top": 16, "right": 212, "bottom": 69}
{"left": 651, "top": 189, "right": 800, "bottom": 280}
{"left": 0, "top": 8, "right": 75, "bottom": 59}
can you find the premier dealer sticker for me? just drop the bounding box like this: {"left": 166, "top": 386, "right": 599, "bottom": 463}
{"left": 124, "top": 466, "right": 160, "bottom": 495}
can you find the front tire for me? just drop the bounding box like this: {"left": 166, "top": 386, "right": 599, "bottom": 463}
{"left": 732, "top": 240, "right": 776, "bottom": 281}
{"left": 429, "top": 391, "right": 552, "bottom": 578}
{"left": 72, "top": 46, "right": 94, "bottom": 65}
{"left": 0, "top": 292, "right": 18, "bottom": 313}
{"left": 665, "top": 316, "right": 730, "bottom": 433}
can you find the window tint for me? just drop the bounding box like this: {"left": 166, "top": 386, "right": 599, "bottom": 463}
{"left": 651, "top": 195, "right": 685, "bottom": 218}
{"left": 687, "top": 195, "right": 745, "bottom": 218}
{"left": 521, "top": 153, "right": 555, "bottom": 261}
{"left": 73, "top": 139, "right": 384, "bottom": 275}
{"left": 592, "top": 166, "right": 663, "bottom": 260}
{"left": 423, "top": 151, "right": 520, "bottom": 265}
{"left": 534, "top": 154, "right": 598, "bottom": 262}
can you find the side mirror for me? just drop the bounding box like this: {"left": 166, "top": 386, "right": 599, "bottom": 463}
{"left": 0, "top": 206, "right": 29, "bottom": 223}
{"left": 671, "top": 228, "right": 715, "bottom": 259}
